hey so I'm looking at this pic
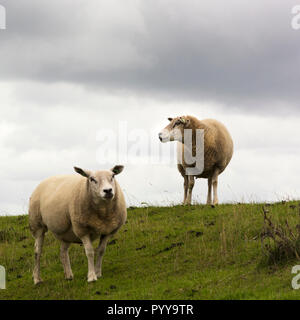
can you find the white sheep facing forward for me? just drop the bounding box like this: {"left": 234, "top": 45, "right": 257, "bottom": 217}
{"left": 29, "top": 165, "right": 127, "bottom": 284}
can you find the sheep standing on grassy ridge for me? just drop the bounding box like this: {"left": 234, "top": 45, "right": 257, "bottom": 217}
{"left": 29, "top": 165, "right": 127, "bottom": 284}
{"left": 159, "top": 115, "right": 233, "bottom": 205}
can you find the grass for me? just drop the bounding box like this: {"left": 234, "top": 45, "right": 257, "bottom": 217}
{"left": 0, "top": 201, "right": 300, "bottom": 300}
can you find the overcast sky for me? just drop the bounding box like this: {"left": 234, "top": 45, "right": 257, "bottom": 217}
{"left": 0, "top": 0, "right": 300, "bottom": 214}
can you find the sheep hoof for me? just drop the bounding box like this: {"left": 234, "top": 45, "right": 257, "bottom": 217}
{"left": 87, "top": 273, "right": 98, "bottom": 283}
{"left": 96, "top": 272, "right": 102, "bottom": 279}
{"left": 211, "top": 205, "right": 215, "bottom": 208}
{"left": 65, "top": 275, "right": 74, "bottom": 281}
{"left": 34, "top": 279, "right": 43, "bottom": 286}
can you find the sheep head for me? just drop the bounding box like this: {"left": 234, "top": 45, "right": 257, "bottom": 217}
{"left": 74, "top": 165, "right": 124, "bottom": 202}
{"left": 159, "top": 116, "right": 191, "bottom": 143}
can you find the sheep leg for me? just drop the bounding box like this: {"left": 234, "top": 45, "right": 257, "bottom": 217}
{"left": 183, "top": 176, "right": 188, "bottom": 204}
{"left": 207, "top": 177, "right": 212, "bottom": 205}
{"left": 186, "top": 175, "right": 195, "bottom": 205}
{"left": 60, "top": 241, "right": 73, "bottom": 280}
{"left": 81, "top": 235, "right": 97, "bottom": 283}
{"left": 33, "top": 229, "right": 45, "bottom": 285}
{"left": 212, "top": 169, "right": 220, "bottom": 206}
{"left": 95, "top": 234, "right": 110, "bottom": 278}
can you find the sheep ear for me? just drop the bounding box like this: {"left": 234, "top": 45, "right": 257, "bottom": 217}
{"left": 168, "top": 117, "right": 173, "bottom": 122}
{"left": 180, "top": 117, "right": 190, "bottom": 127}
{"left": 74, "top": 167, "right": 91, "bottom": 178}
{"left": 111, "top": 165, "right": 124, "bottom": 175}
{"left": 184, "top": 119, "right": 190, "bottom": 127}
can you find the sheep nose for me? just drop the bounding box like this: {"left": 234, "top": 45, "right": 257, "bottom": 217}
{"left": 158, "top": 133, "right": 163, "bottom": 141}
{"left": 103, "top": 188, "right": 113, "bottom": 194}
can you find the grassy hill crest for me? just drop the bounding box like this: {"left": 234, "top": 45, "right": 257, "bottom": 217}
{"left": 1, "top": 202, "right": 300, "bottom": 300}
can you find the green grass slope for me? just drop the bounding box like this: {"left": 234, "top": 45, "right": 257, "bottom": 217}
{"left": 0, "top": 202, "right": 300, "bottom": 300}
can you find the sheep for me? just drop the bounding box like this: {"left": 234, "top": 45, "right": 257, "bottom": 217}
{"left": 29, "top": 165, "right": 127, "bottom": 284}
{"left": 159, "top": 115, "right": 233, "bottom": 206}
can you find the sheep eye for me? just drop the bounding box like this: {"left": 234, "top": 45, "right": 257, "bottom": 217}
{"left": 90, "top": 177, "right": 97, "bottom": 183}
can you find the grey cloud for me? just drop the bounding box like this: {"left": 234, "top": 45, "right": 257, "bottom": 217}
{"left": 0, "top": 0, "right": 300, "bottom": 111}
{"left": 0, "top": 1, "right": 300, "bottom": 214}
